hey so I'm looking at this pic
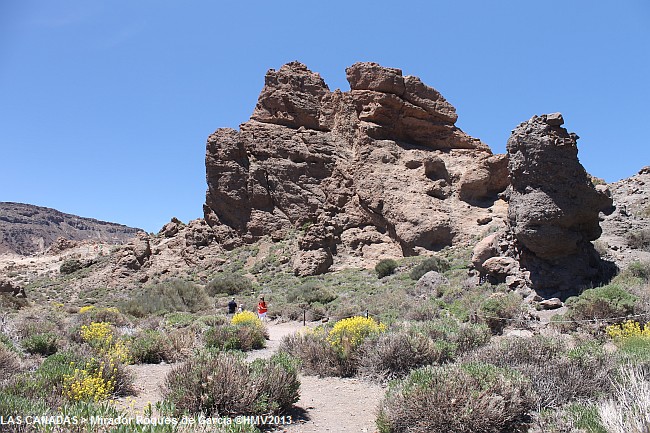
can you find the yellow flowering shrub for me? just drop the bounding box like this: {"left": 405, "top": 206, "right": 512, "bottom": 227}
{"left": 79, "top": 305, "right": 95, "bottom": 314}
{"left": 80, "top": 322, "right": 131, "bottom": 364}
{"left": 327, "top": 316, "right": 387, "bottom": 355}
{"left": 63, "top": 359, "right": 116, "bottom": 402}
{"left": 81, "top": 322, "right": 113, "bottom": 351}
{"left": 231, "top": 310, "right": 262, "bottom": 327}
{"left": 606, "top": 320, "right": 650, "bottom": 339}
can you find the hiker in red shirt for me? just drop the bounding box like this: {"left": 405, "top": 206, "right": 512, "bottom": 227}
{"left": 257, "top": 295, "right": 268, "bottom": 321}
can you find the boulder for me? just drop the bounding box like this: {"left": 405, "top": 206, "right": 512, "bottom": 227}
{"left": 482, "top": 257, "right": 519, "bottom": 277}
{"left": 471, "top": 233, "right": 499, "bottom": 271}
{"left": 539, "top": 298, "right": 563, "bottom": 310}
{"left": 415, "top": 271, "right": 449, "bottom": 296}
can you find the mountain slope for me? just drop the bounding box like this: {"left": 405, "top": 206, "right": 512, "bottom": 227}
{"left": 0, "top": 202, "right": 142, "bottom": 255}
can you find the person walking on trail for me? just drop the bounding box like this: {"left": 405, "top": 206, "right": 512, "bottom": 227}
{"left": 257, "top": 295, "right": 268, "bottom": 321}
{"left": 228, "top": 297, "right": 237, "bottom": 315}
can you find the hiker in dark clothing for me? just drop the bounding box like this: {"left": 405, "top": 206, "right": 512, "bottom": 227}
{"left": 228, "top": 297, "right": 237, "bottom": 314}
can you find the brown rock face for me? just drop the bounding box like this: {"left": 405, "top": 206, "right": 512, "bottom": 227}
{"left": 507, "top": 114, "right": 613, "bottom": 259}
{"left": 473, "top": 114, "right": 615, "bottom": 296}
{"left": 204, "top": 62, "right": 508, "bottom": 275}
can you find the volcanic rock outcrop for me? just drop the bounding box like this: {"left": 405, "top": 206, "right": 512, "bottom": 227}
{"left": 472, "top": 114, "right": 615, "bottom": 296}
{"left": 204, "top": 62, "right": 509, "bottom": 275}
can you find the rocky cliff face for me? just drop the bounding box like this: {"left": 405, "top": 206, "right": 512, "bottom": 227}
{"left": 204, "top": 62, "right": 509, "bottom": 275}
{"left": 0, "top": 202, "right": 142, "bottom": 255}
{"left": 472, "top": 114, "right": 615, "bottom": 297}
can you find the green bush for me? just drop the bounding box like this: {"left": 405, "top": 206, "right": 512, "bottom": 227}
{"left": 409, "top": 256, "right": 451, "bottom": 280}
{"left": 376, "top": 362, "right": 534, "bottom": 433}
{"left": 286, "top": 281, "right": 337, "bottom": 305}
{"left": 375, "top": 259, "right": 398, "bottom": 278}
{"left": 60, "top": 259, "right": 83, "bottom": 274}
{"left": 22, "top": 332, "right": 58, "bottom": 356}
{"left": 204, "top": 324, "right": 266, "bottom": 352}
{"left": 479, "top": 292, "right": 524, "bottom": 334}
{"left": 627, "top": 260, "right": 650, "bottom": 282}
{"left": 121, "top": 279, "right": 210, "bottom": 316}
{"left": 206, "top": 273, "right": 253, "bottom": 296}
{"left": 128, "top": 330, "right": 174, "bottom": 364}
{"left": 163, "top": 351, "right": 299, "bottom": 417}
{"left": 566, "top": 285, "right": 637, "bottom": 322}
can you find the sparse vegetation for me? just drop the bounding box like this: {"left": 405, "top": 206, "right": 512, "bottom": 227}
{"left": 627, "top": 229, "right": 650, "bottom": 251}
{"left": 121, "top": 279, "right": 210, "bottom": 316}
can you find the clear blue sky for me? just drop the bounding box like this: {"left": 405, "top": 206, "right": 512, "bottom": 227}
{"left": 1, "top": 1, "right": 649, "bottom": 232}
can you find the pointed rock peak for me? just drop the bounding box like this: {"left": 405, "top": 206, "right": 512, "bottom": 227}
{"left": 252, "top": 61, "right": 330, "bottom": 130}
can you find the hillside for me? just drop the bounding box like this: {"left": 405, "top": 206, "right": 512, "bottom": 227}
{"left": 0, "top": 202, "right": 142, "bottom": 255}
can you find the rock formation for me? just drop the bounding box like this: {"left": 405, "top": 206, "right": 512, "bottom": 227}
{"left": 0, "top": 202, "right": 142, "bottom": 255}
{"left": 204, "top": 62, "right": 509, "bottom": 275}
{"left": 472, "top": 114, "right": 615, "bottom": 297}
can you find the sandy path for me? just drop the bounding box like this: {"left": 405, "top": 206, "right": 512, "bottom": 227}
{"left": 116, "top": 321, "right": 385, "bottom": 433}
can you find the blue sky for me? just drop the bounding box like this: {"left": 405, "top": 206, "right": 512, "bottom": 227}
{"left": 1, "top": 1, "right": 649, "bottom": 232}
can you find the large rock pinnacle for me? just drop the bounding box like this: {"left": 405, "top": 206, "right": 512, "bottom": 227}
{"left": 473, "top": 113, "right": 615, "bottom": 296}
{"left": 204, "top": 62, "right": 509, "bottom": 275}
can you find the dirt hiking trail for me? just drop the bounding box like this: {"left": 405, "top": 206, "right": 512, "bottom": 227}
{"left": 116, "top": 321, "right": 384, "bottom": 433}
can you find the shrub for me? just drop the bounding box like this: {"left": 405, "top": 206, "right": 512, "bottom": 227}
{"left": 409, "top": 256, "right": 451, "bottom": 280}
{"left": 359, "top": 330, "right": 452, "bottom": 382}
{"left": 79, "top": 306, "right": 129, "bottom": 327}
{"left": 479, "top": 292, "right": 524, "bottom": 334}
{"left": 22, "top": 332, "right": 58, "bottom": 356}
{"left": 121, "top": 279, "right": 210, "bottom": 316}
{"left": 0, "top": 343, "right": 19, "bottom": 377}
{"left": 627, "top": 261, "right": 650, "bottom": 282}
{"left": 464, "top": 336, "right": 615, "bottom": 409}
{"left": 80, "top": 322, "right": 130, "bottom": 364}
{"left": 201, "top": 312, "right": 268, "bottom": 352}
{"left": 375, "top": 259, "right": 398, "bottom": 278}
{"left": 286, "top": 281, "right": 337, "bottom": 305}
{"left": 204, "top": 324, "right": 266, "bottom": 352}
{"left": 163, "top": 351, "right": 299, "bottom": 417}
{"left": 376, "top": 362, "right": 534, "bottom": 433}
{"left": 279, "top": 329, "right": 349, "bottom": 377}
{"left": 598, "top": 364, "right": 650, "bottom": 433}
{"left": 60, "top": 259, "right": 83, "bottom": 274}
{"left": 606, "top": 320, "right": 650, "bottom": 339}
{"left": 327, "top": 316, "right": 387, "bottom": 357}
{"left": 627, "top": 229, "right": 650, "bottom": 251}
{"left": 129, "top": 330, "right": 174, "bottom": 364}
{"left": 566, "top": 285, "right": 637, "bottom": 323}
{"left": 206, "top": 273, "right": 253, "bottom": 296}
{"left": 232, "top": 310, "right": 262, "bottom": 328}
